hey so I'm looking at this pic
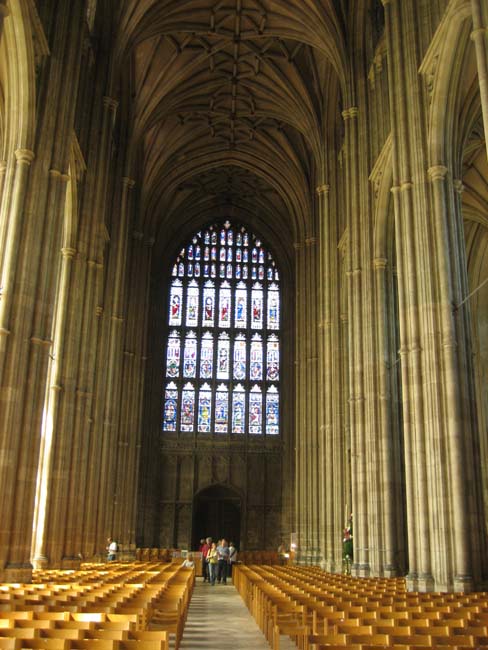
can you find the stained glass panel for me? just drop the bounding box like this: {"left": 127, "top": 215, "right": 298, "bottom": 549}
{"left": 219, "top": 283, "right": 231, "bottom": 328}
{"left": 215, "top": 384, "right": 229, "bottom": 433}
{"left": 267, "top": 284, "right": 280, "bottom": 330}
{"left": 169, "top": 281, "right": 183, "bottom": 327}
{"left": 251, "top": 285, "right": 263, "bottom": 329}
{"left": 266, "top": 386, "right": 279, "bottom": 435}
{"left": 202, "top": 282, "right": 215, "bottom": 327}
{"left": 267, "top": 335, "right": 280, "bottom": 381}
{"left": 250, "top": 334, "right": 263, "bottom": 381}
{"left": 163, "top": 382, "right": 178, "bottom": 431}
{"left": 233, "top": 335, "right": 247, "bottom": 380}
{"left": 217, "top": 334, "right": 230, "bottom": 380}
{"left": 249, "top": 385, "right": 263, "bottom": 434}
{"left": 199, "top": 333, "right": 214, "bottom": 379}
{"left": 183, "top": 333, "right": 197, "bottom": 378}
{"left": 166, "top": 332, "right": 181, "bottom": 378}
{"left": 198, "top": 384, "right": 212, "bottom": 433}
{"left": 232, "top": 384, "right": 246, "bottom": 433}
{"left": 235, "top": 284, "right": 247, "bottom": 328}
{"left": 180, "top": 383, "right": 195, "bottom": 432}
{"left": 186, "top": 281, "right": 199, "bottom": 327}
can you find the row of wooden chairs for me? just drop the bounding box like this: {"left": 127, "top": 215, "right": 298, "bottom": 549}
{"left": 233, "top": 564, "right": 488, "bottom": 649}
{"left": 0, "top": 561, "right": 195, "bottom": 650}
{"left": 135, "top": 548, "right": 285, "bottom": 565}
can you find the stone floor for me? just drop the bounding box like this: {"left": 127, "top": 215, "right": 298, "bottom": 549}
{"left": 179, "top": 577, "right": 296, "bottom": 649}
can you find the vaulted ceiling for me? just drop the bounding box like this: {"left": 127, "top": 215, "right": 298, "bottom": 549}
{"left": 112, "top": 0, "right": 348, "bottom": 261}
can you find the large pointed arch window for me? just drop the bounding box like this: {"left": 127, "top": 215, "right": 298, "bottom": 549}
{"left": 162, "top": 221, "right": 281, "bottom": 436}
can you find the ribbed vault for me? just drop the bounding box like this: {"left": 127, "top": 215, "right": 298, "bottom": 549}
{"left": 113, "top": 0, "right": 347, "bottom": 260}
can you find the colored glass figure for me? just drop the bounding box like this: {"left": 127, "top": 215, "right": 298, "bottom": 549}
{"left": 251, "top": 290, "right": 263, "bottom": 329}
{"left": 226, "top": 263, "right": 233, "bottom": 279}
{"left": 259, "top": 249, "right": 265, "bottom": 263}
{"left": 236, "top": 233, "right": 242, "bottom": 246}
{"left": 235, "top": 286, "right": 247, "bottom": 327}
{"left": 233, "top": 337, "right": 247, "bottom": 380}
{"left": 252, "top": 247, "right": 258, "bottom": 263}
{"left": 204, "top": 231, "right": 210, "bottom": 245}
{"left": 266, "top": 387, "right": 279, "bottom": 434}
{"left": 178, "top": 262, "right": 185, "bottom": 277}
{"left": 183, "top": 335, "right": 197, "bottom": 378}
{"left": 243, "top": 265, "right": 248, "bottom": 279}
{"left": 243, "top": 249, "right": 249, "bottom": 263}
{"left": 202, "top": 286, "right": 215, "bottom": 327}
{"left": 267, "top": 288, "right": 280, "bottom": 330}
{"left": 163, "top": 383, "right": 178, "bottom": 431}
{"left": 195, "top": 245, "right": 201, "bottom": 260}
{"left": 180, "top": 385, "right": 195, "bottom": 431}
{"left": 227, "top": 247, "right": 233, "bottom": 262}
{"left": 220, "top": 247, "right": 226, "bottom": 261}
{"left": 186, "top": 284, "right": 199, "bottom": 326}
{"left": 227, "top": 229, "right": 233, "bottom": 245}
{"left": 204, "top": 246, "right": 210, "bottom": 261}
{"left": 267, "top": 267, "right": 274, "bottom": 280}
{"left": 258, "top": 265, "right": 264, "bottom": 280}
{"left": 236, "top": 265, "right": 241, "bottom": 279}
{"left": 219, "top": 287, "right": 231, "bottom": 327}
{"left": 215, "top": 385, "right": 229, "bottom": 433}
{"left": 188, "top": 245, "right": 194, "bottom": 260}
{"left": 243, "top": 233, "right": 249, "bottom": 246}
{"left": 211, "top": 246, "right": 217, "bottom": 261}
{"left": 220, "top": 229, "right": 226, "bottom": 245}
{"left": 211, "top": 263, "right": 217, "bottom": 278}
{"left": 199, "top": 334, "right": 214, "bottom": 379}
{"left": 169, "top": 283, "right": 183, "bottom": 327}
{"left": 204, "top": 264, "right": 209, "bottom": 277}
{"left": 250, "top": 335, "right": 263, "bottom": 380}
{"left": 187, "top": 263, "right": 193, "bottom": 277}
{"left": 236, "top": 249, "right": 242, "bottom": 262}
{"left": 217, "top": 337, "right": 230, "bottom": 379}
{"left": 172, "top": 264, "right": 177, "bottom": 277}
{"left": 267, "top": 336, "right": 280, "bottom": 381}
{"left": 249, "top": 387, "right": 262, "bottom": 434}
{"left": 232, "top": 386, "right": 246, "bottom": 433}
{"left": 211, "top": 231, "right": 217, "bottom": 245}
{"left": 275, "top": 270, "right": 279, "bottom": 281}
{"left": 194, "top": 262, "right": 201, "bottom": 277}
{"left": 251, "top": 266, "right": 257, "bottom": 280}
{"left": 198, "top": 387, "right": 212, "bottom": 433}
{"left": 219, "top": 263, "right": 225, "bottom": 278}
{"left": 166, "top": 334, "right": 181, "bottom": 378}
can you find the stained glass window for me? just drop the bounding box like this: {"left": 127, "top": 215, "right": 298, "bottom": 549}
{"left": 162, "top": 221, "right": 281, "bottom": 436}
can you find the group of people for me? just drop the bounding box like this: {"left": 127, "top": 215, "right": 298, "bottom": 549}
{"left": 199, "top": 537, "right": 237, "bottom": 585}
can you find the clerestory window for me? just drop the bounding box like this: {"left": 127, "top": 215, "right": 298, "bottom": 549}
{"left": 162, "top": 220, "right": 280, "bottom": 436}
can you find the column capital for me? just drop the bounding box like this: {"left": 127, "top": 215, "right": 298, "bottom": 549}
{"left": 61, "top": 247, "right": 77, "bottom": 259}
{"left": 453, "top": 179, "right": 465, "bottom": 194}
{"left": 342, "top": 107, "right": 359, "bottom": 120}
{"left": 316, "top": 184, "right": 330, "bottom": 195}
{"left": 103, "top": 96, "right": 119, "bottom": 111}
{"left": 381, "top": 0, "right": 391, "bottom": 5}
{"left": 15, "top": 149, "right": 35, "bottom": 165}
{"left": 293, "top": 242, "right": 302, "bottom": 251}
{"left": 471, "top": 27, "right": 488, "bottom": 42}
{"left": 373, "top": 257, "right": 388, "bottom": 270}
{"left": 122, "top": 177, "right": 136, "bottom": 189}
{"left": 0, "top": 160, "right": 7, "bottom": 173}
{"left": 0, "top": 3, "right": 10, "bottom": 18}
{"left": 305, "top": 237, "right": 317, "bottom": 246}
{"left": 427, "top": 165, "right": 448, "bottom": 182}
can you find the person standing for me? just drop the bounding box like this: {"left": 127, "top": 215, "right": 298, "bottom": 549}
{"left": 206, "top": 542, "right": 218, "bottom": 585}
{"left": 200, "top": 537, "right": 211, "bottom": 582}
{"left": 228, "top": 541, "right": 237, "bottom": 578}
{"left": 217, "top": 538, "right": 230, "bottom": 584}
{"left": 106, "top": 538, "right": 118, "bottom": 561}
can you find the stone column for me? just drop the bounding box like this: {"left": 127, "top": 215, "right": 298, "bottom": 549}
{"left": 428, "top": 165, "right": 473, "bottom": 591}
{"left": 471, "top": 0, "right": 488, "bottom": 160}
{"left": 0, "top": 160, "right": 7, "bottom": 212}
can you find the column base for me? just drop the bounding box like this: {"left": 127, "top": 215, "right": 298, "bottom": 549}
{"left": 453, "top": 574, "right": 474, "bottom": 593}
{"left": 407, "top": 572, "right": 435, "bottom": 592}
{"left": 31, "top": 556, "right": 49, "bottom": 570}
{"left": 61, "top": 557, "right": 82, "bottom": 569}
{"left": 352, "top": 563, "right": 371, "bottom": 578}
{"left": 382, "top": 564, "right": 399, "bottom": 578}
{"left": 0, "top": 564, "right": 33, "bottom": 583}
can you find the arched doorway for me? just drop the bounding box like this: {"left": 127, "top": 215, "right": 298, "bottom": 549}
{"left": 192, "top": 485, "right": 241, "bottom": 550}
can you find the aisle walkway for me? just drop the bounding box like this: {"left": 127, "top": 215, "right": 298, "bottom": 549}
{"left": 179, "top": 578, "right": 295, "bottom": 650}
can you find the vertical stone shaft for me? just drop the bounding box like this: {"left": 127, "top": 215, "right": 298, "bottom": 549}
{"left": 471, "top": 0, "right": 488, "bottom": 159}
{"left": 0, "top": 0, "right": 8, "bottom": 41}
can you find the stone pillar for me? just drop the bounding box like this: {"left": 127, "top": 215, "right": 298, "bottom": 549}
{"left": 0, "top": 0, "right": 8, "bottom": 41}
{"left": 471, "top": 0, "right": 488, "bottom": 160}
{"left": 428, "top": 165, "right": 473, "bottom": 591}
{"left": 0, "top": 160, "right": 7, "bottom": 211}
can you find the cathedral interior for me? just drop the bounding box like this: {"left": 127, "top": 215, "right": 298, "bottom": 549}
{"left": 0, "top": 0, "right": 487, "bottom": 593}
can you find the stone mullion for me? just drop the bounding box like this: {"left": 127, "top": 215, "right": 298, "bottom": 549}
{"left": 471, "top": 0, "right": 488, "bottom": 160}
{"left": 294, "top": 242, "right": 307, "bottom": 562}
{"left": 373, "top": 256, "right": 398, "bottom": 576}
{"left": 428, "top": 165, "right": 473, "bottom": 591}
{"left": 96, "top": 176, "right": 135, "bottom": 544}
{"left": 305, "top": 235, "right": 319, "bottom": 563}
{"left": 0, "top": 160, "right": 7, "bottom": 217}
{"left": 75, "top": 96, "right": 118, "bottom": 558}
{"left": 383, "top": 0, "right": 433, "bottom": 590}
